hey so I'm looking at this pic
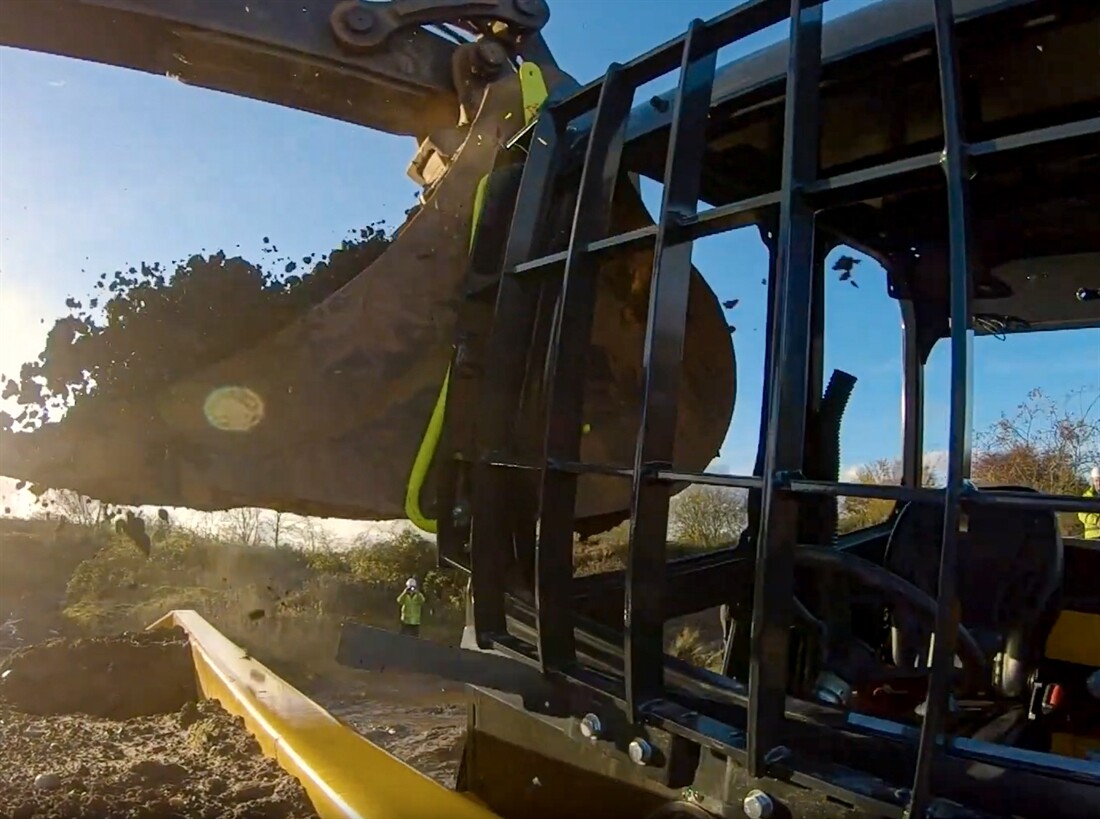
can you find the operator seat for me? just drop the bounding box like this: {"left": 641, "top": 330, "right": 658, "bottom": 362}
{"left": 883, "top": 486, "right": 1063, "bottom": 698}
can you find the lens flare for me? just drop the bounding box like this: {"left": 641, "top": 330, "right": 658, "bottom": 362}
{"left": 203, "top": 386, "right": 265, "bottom": 432}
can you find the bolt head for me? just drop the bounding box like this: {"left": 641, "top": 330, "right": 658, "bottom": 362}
{"left": 743, "top": 789, "right": 774, "bottom": 819}
{"left": 476, "top": 39, "right": 508, "bottom": 70}
{"left": 627, "top": 738, "right": 652, "bottom": 765}
{"left": 343, "top": 6, "right": 374, "bottom": 33}
{"left": 452, "top": 502, "right": 470, "bottom": 527}
{"left": 579, "top": 713, "right": 602, "bottom": 740}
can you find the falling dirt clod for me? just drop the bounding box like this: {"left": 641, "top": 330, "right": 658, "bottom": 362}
{"left": 3, "top": 227, "right": 392, "bottom": 434}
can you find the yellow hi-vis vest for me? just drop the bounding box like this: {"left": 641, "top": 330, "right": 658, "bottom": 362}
{"left": 398, "top": 590, "right": 425, "bottom": 625}
{"left": 1080, "top": 487, "right": 1100, "bottom": 540}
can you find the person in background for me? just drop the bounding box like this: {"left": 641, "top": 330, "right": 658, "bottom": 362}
{"left": 397, "top": 576, "right": 426, "bottom": 637}
{"left": 1080, "top": 466, "right": 1100, "bottom": 540}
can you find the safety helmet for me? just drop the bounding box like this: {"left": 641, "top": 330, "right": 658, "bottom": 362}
{"left": 406, "top": 577, "right": 418, "bottom": 590}
{"left": 1091, "top": 466, "right": 1100, "bottom": 480}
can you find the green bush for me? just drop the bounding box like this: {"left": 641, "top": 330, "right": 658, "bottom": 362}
{"left": 45, "top": 519, "right": 468, "bottom": 645}
{"left": 65, "top": 536, "right": 152, "bottom": 602}
{"left": 667, "top": 625, "right": 723, "bottom": 672}
{"left": 340, "top": 529, "right": 466, "bottom": 609}
{"left": 302, "top": 546, "right": 352, "bottom": 575}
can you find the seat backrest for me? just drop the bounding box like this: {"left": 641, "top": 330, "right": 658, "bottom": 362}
{"left": 883, "top": 487, "right": 1063, "bottom": 690}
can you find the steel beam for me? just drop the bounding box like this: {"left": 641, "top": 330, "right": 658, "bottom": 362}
{"left": 470, "top": 111, "right": 565, "bottom": 641}
{"left": 905, "top": 0, "right": 976, "bottom": 814}
{"left": 536, "top": 63, "right": 636, "bottom": 672}
{"left": 623, "top": 18, "right": 719, "bottom": 722}
{"left": 745, "top": 0, "right": 824, "bottom": 777}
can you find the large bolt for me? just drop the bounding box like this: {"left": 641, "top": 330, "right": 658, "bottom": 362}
{"left": 628, "top": 738, "right": 653, "bottom": 766}
{"left": 579, "top": 713, "right": 602, "bottom": 741}
{"left": 343, "top": 5, "right": 374, "bottom": 33}
{"left": 452, "top": 501, "right": 470, "bottom": 527}
{"left": 742, "top": 789, "right": 775, "bottom": 819}
{"left": 475, "top": 38, "right": 508, "bottom": 73}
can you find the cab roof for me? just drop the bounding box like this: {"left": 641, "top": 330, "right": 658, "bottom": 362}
{"left": 612, "top": 0, "right": 1099, "bottom": 340}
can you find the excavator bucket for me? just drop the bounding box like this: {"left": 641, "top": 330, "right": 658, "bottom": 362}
{"left": 0, "top": 68, "right": 735, "bottom": 531}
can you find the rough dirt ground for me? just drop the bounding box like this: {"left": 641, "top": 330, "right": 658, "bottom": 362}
{"left": 0, "top": 629, "right": 319, "bottom": 819}
{"left": 0, "top": 519, "right": 727, "bottom": 802}
{"left": 0, "top": 519, "right": 472, "bottom": 795}
{"left": 306, "top": 668, "right": 468, "bottom": 787}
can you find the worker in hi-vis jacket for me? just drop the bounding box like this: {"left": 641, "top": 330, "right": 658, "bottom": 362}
{"left": 397, "top": 577, "right": 427, "bottom": 637}
{"left": 1080, "top": 466, "right": 1100, "bottom": 540}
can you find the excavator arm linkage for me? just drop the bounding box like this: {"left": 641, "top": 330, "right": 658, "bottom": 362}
{"left": 0, "top": 0, "right": 555, "bottom": 139}
{"left": 0, "top": 0, "right": 737, "bottom": 534}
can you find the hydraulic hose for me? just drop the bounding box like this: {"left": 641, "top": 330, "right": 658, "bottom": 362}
{"left": 818, "top": 369, "right": 857, "bottom": 542}
{"left": 404, "top": 62, "right": 549, "bottom": 533}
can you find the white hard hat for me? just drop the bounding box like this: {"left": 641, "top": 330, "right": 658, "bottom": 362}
{"left": 406, "top": 577, "right": 418, "bottom": 588}
{"left": 1091, "top": 466, "right": 1100, "bottom": 479}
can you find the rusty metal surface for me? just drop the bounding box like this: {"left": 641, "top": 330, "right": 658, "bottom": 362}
{"left": 0, "top": 69, "right": 735, "bottom": 527}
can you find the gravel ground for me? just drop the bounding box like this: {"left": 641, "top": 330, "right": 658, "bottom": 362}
{"left": 0, "top": 630, "right": 319, "bottom": 819}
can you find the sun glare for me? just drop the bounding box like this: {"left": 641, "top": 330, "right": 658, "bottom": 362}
{"left": 0, "top": 281, "right": 49, "bottom": 414}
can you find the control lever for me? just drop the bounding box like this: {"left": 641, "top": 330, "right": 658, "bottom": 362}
{"left": 1076, "top": 287, "right": 1100, "bottom": 302}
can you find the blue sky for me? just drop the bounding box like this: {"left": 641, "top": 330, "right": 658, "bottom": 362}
{"left": 0, "top": 0, "right": 1097, "bottom": 492}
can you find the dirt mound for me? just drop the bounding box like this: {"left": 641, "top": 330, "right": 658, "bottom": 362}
{"left": 0, "top": 630, "right": 319, "bottom": 819}
{"left": 0, "top": 629, "right": 197, "bottom": 719}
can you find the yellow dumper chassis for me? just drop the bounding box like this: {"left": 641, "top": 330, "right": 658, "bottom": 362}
{"left": 150, "top": 611, "right": 499, "bottom": 819}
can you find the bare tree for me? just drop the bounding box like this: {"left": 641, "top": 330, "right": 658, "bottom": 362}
{"left": 40, "top": 489, "right": 105, "bottom": 527}
{"left": 837, "top": 387, "right": 1098, "bottom": 536}
{"left": 261, "top": 509, "right": 305, "bottom": 549}
{"left": 668, "top": 485, "right": 747, "bottom": 547}
{"left": 973, "top": 387, "right": 1098, "bottom": 489}
{"left": 839, "top": 458, "right": 939, "bottom": 534}
{"left": 972, "top": 387, "right": 1099, "bottom": 535}
{"left": 297, "top": 517, "right": 338, "bottom": 551}
{"left": 262, "top": 509, "right": 284, "bottom": 548}
{"left": 219, "top": 507, "right": 266, "bottom": 547}
{"left": 184, "top": 511, "right": 221, "bottom": 539}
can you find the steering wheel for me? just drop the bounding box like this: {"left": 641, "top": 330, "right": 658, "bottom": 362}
{"left": 793, "top": 546, "right": 988, "bottom": 693}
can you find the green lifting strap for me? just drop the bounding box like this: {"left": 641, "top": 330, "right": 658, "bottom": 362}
{"left": 404, "top": 63, "right": 549, "bottom": 534}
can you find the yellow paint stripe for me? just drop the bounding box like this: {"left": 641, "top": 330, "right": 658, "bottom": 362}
{"left": 518, "top": 62, "right": 549, "bottom": 125}
{"left": 148, "top": 610, "right": 498, "bottom": 819}
{"left": 470, "top": 173, "right": 491, "bottom": 251}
